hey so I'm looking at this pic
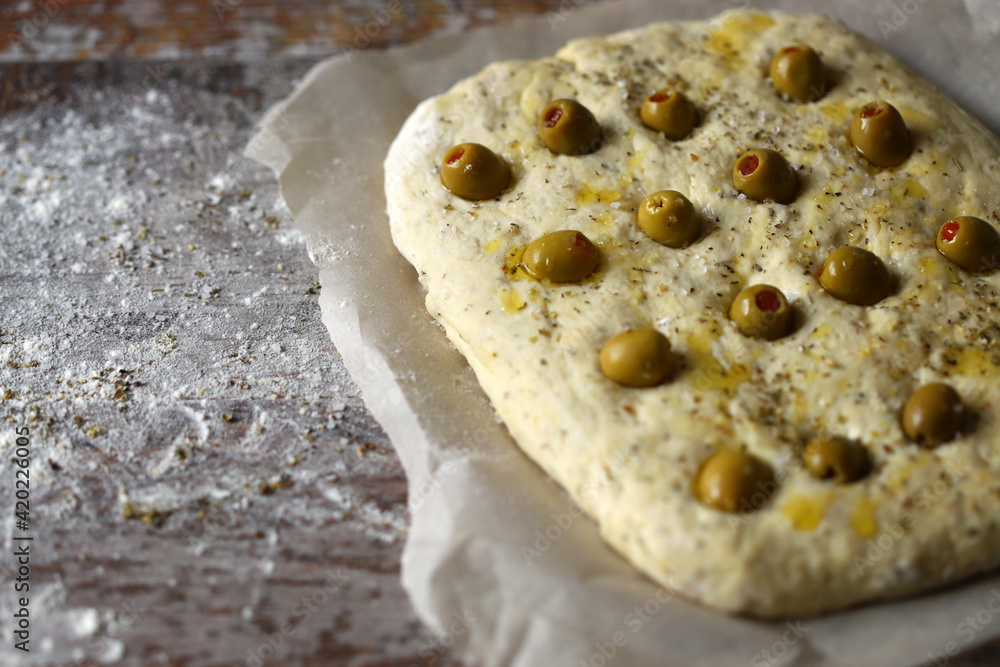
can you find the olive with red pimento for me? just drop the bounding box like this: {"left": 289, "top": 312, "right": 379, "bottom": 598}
{"left": 440, "top": 143, "right": 510, "bottom": 200}
{"left": 935, "top": 216, "right": 1000, "bottom": 273}
{"left": 640, "top": 86, "right": 698, "bottom": 140}
{"left": 538, "top": 99, "right": 603, "bottom": 155}
{"left": 850, "top": 101, "right": 911, "bottom": 167}
{"left": 521, "top": 230, "right": 600, "bottom": 283}
{"left": 770, "top": 45, "right": 826, "bottom": 102}
{"left": 732, "top": 149, "right": 798, "bottom": 204}
{"left": 729, "top": 284, "right": 793, "bottom": 341}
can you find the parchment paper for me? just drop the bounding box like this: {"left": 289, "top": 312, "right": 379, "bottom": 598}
{"left": 247, "top": 1, "right": 1000, "bottom": 664}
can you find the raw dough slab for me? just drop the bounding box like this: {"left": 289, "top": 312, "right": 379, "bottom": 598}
{"left": 386, "top": 9, "right": 1000, "bottom": 617}
{"left": 249, "top": 0, "right": 1000, "bottom": 664}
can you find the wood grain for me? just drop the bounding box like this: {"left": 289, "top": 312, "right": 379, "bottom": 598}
{"left": 0, "top": 3, "right": 576, "bottom": 665}
{"left": 3, "top": 2, "right": 1000, "bottom": 667}
{"left": 0, "top": 0, "right": 574, "bottom": 61}
{"left": 0, "top": 46, "right": 480, "bottom": 667}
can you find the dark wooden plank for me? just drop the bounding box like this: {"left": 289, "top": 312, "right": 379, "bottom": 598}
{"left": 0, "top": 58, "right": 465, "bottom": 666}
{"left": 3, "top": 3, "right": 1000, "bottom": 666}
{"left": 0, "top": 0, "right": 575, "bottom": 61}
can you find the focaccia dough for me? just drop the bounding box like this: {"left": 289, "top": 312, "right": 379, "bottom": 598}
{"left": 385, "top": 10, "right": 1000, "bottom": 616}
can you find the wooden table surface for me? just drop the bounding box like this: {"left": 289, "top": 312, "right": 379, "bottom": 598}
{"left": 0, "top": 2, "right": 575, "bottom": 667}
{"left": 0, "top": 0, "right": 565, "bottom": 61}
{"left": 2, "top": 2, "right": 1000, "bottom": 666}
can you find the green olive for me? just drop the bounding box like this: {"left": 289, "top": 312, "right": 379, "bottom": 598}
{"left": 538, "top": 99, "right": 603, "bottom": 155}
{"left": 440, "top": 143, "right": 510, "bottom": 200}
{"left": 803, "top": 437, "right": 871, "bottom": 484}
{"left": 818, "top": 246, "right": 893, "bottom": 306}
{"left": 850, "top": 101, "right": 912, "bottom": 168}
{"left": 640, "top": 87, "right": 698, "bottom": 140}
{"left": 902, "top": 383, "right": 965, "bottom": 446}
{"left": 521, "top": 230, "right": 599, "bottom": 282}
{"left": 636, "top": 190, "right": 700, "bottom": 248}
{"left": 769, "top": 45, "right": 826, "bottom": 102}
{"left": 936, "top": 216, "right": 1000, "bottom": 273}
{"left": 599, "top": 327, "right": 675, "bottom": 387}
{"left": 694, "top": 450, "right": 775, "bottom": 513}
{"left": 732, "top": 149, "right": 798, "bottom": 204}
{"left": 729, "top": 284, "right": 793, "bottom": 341}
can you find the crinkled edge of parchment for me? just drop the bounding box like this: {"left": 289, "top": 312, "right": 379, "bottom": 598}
{"left": 246, "top": 1, "right": 1000, "bottom": 665}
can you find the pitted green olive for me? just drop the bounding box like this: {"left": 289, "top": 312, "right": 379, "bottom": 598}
{"left": 732, "top": 149, "right": 798, "bottom": 204}
{"left": 769, "top": 45, "right": 826, "bottom": 102}
{"left": 936, "top": 216, "right": 1000, "bottom": 273}
{"left": 729, "top": 284, "right": 792, "bottom": 341}
{"left": 850, "top": 101, "right": 912, "bottom": 167}
{"left": 902, "top": 383, "right": 965, "bottom": 446}
{"left": 440, "top": 143, "right": 510, "bottom": 201}
{"left": 695, "top": 450, "right": 775, "bottom": 513}
{"left": 521, "top": 230, "right": 599, "bottom": 283}
{"left": 599, "top": 327, "right": 675, "bottom": 388}
{"left": 640, "top": 87, "right": 698, "bottom": 140}
{"left": 637, "top": 190, "right": 700, "bottom": 248}
{"left": 538, "top": 99, "right": 603, "bottom": 155}
{"left": 803, "top": 437, "right": 871, "bottom": 484}
{"left": 818, "top": 246, "right": 892, "bottom": 306}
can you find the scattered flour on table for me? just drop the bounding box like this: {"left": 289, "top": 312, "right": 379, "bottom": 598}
{"left": 0, "top": 77, "right": 408, "bottom": 653}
